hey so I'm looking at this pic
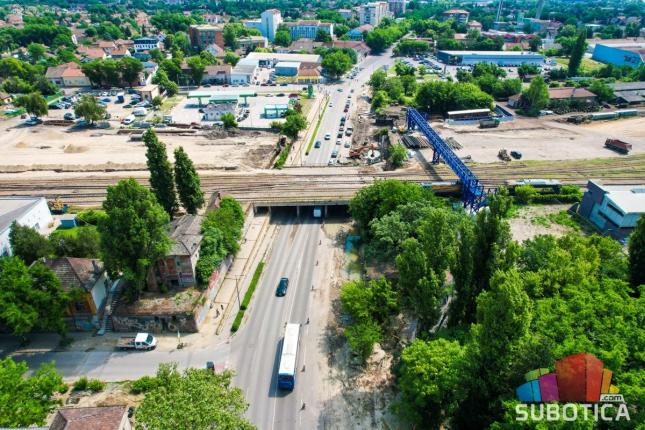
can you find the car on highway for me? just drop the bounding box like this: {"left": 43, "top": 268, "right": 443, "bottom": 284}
{"left": 331, "top": 149, "right": 338, "bottom": 158}
{"left": 336, "top": 139, "right": 341, "bottom": 145}
{"left": 329, "top": 102, "right": 334, "bottom": 107}
{"left": 324, "top": 132, "right": 331, "bottom": 140}
{"left": 276, "top": 277, "right": 289, "bottom": 297}
{"left": 337, "top": 88, "right": 343, "bottom": 92}
{"left": 314, "top": 140, "right": 321, "bottom": 148}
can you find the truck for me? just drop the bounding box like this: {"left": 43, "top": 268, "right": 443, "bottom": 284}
{"left": 117, "top": 333, "right": 157, "bottom": 350}
{"left": 479, "top": 118, "right": 500, "bottom": 129}
{"left": 605, "top": 139, "right": 632, "bottom": 154}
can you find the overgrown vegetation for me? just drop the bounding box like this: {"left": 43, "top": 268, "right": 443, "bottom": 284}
{"left": 231, "top": 261, "right": 265, "bottom": 333}
{"left": 196, "top": 197, "right": 244, "bottom": 285}
{"left": 342, "top": 180, "right": 643, "bottom": 428}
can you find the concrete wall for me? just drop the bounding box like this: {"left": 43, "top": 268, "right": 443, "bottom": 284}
{"left": 112, "top": 313, "right": 198, "bottom": 333}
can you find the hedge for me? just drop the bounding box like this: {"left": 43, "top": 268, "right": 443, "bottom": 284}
{"left": 273, "top": 142, "right": 292, "bottom": 169}
{"left": 231, "top": 261, "right": 265, "bottom": 332}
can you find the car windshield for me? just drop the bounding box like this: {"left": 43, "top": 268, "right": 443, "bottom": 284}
{"left": 146, "top": 334, "right": 153, "bottom": 344}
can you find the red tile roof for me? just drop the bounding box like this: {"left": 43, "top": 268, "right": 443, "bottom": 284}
{"left": 43, "top": 257, "right": 104, "bottom": 292}
{"left": 50, "top": 406, "right": 128, "bottom": 430}
{"left": 548, "top": 87, "right": 597, "bottom": 100}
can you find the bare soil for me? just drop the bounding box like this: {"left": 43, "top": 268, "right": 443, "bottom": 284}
{"left": 509, "top": 204, "right": 580, "bottom": 243}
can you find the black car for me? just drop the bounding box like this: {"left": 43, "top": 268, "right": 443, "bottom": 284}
{"left": 276, "top": 277, "right": 289, "bottom": 296}
{"left": 510, "top": 151, "right": 523, "bottom": 160}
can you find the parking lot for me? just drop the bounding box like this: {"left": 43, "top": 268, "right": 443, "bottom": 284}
{"left": 47, "top": 90, "right": 153, "bottom": 124}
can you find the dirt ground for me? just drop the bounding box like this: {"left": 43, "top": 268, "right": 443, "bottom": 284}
{"left": 313, "top": 218, "right": 404, "bottom": 429}
{"left": 508, "top": 204, "right": 580, "bottom": 243}
{"left": 0, "top": 116, "right": 277, "bottom": 171}
{"left": 434, "top": 115, "right": 645, "bottom": 163}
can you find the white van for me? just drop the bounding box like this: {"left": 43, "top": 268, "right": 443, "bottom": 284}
{"left": 133, "top": 107, "right": 147, "bottom": 116}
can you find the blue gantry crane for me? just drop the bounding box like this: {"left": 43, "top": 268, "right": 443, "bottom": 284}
{"left": 406, "top": 108, "right": 486, "bottom": 210}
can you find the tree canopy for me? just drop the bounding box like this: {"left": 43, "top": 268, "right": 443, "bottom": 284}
{"left": 144, "top": 129, "right": 178, "bottom": 215}
{"left": 173, "top": 146, "right": 204, "bottom": 215}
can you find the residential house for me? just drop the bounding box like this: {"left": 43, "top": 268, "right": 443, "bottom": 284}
{"left": 110, "top": 46, "right": 131, "bottom": 59}
{"left": 326, "top": 40, "right": 370, "bottom": 60}
{"left": 202, "top": 99, "right": 239, "bottom": 121}
{"left": 287, "top": 38, "right": 324, "bottom": 53}
{"left": 45, "top": 62, "right": 91, "bottom": 88}
{"left": 96, "top": 40, "right": 117, "bottom": 55}
{"left": 203, "top": 14, "right": 224, "bottom": 24}
{"left": 347, "top": 24, "right": 373, "bottom": 41}
{"left": 578, "top": 180, "right": 645, "bottom": 241}
{"left": 136, "top": 84, "right": 160, "bottom": 102}
{"left": 298, "top": 64, "right": 323, "bottom": 83}
{"left": 238, "top": 35, "right": 269, "bottom": 53}
{"left": 205, "top": 43, "right": 226, "bottom": 59}
{"left": 77, "top": 46, "right": 107, "bottom": 61}
{"left": 188, "top": 24, "right": 225, "bottom": 50}
{"left": 360, "top": 2, "right": 389, "bottom": 26}
{"left": 133, "top": 37, "right": 162, "bottom": 52}
{"left": 338, "top": 9, "right": 354, "bottom": 20}
{"left": 286, "top": 20, "right": 334, "bottom": 41}
{"left": 150, "top": 215, "right": 202, "bottom": 289}
{"left": 204, "top": 64, "right": 232, "bottom": 84}
{"left": 43, "top": 257, "right": 111, "bottom": 331}
{"left": 468, "top": 20, "right": 483, "bottom": 31}
{"left": 0, "top": 197, "right": 53, "bottom": 257}
{"left": 0, "top": 91, "right": 13, "bottom": 104}
{"left": 442, "top": 8, "right": 470, "bottom": 24}
{"left": 50, "top": 406, "right": 131, "bottom": 430}
{"left": 138, "top": 61, "right": 159, "bottom": 86}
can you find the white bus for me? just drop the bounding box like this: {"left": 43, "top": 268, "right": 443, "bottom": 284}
{"left": 277, "top": 323, "right": 300, "bottom": 390}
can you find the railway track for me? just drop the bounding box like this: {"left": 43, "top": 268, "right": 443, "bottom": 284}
{"left": 1, "top": 156, "right": 644, "bottom": 207}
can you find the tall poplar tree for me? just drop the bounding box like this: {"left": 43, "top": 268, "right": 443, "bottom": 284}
{"left": 568, "top": 30, "right": 587, "bottom": 76}
{"left": 173, "top": 146, "right": 205, "bottom": 215}
{"left": 144, "top": 129, "right": 177, "bottom": 215}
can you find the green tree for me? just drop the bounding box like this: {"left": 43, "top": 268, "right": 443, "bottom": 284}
{"left": 568, "top": 30, "right": 587, "bottom": 76}
{"left": 8, "top": 222, "right": 51, "bottom": 264}
{"left": 14, "top": 92, "right": 47, "bottom": 119}
{"left": 0, "top": 257, "right": 76, "bottom": 339}
{"left": 371, "top": 90, "right": 388, "bottom": 111}
{"left": 322, "top": 50, "right": 352, "bottom": 79}
{"left": 281, "top": 109, "right": 307, "bottom": 140}
{"left": 529, "top": 36, "right": 541, "bottom": 52}
{"left": 345, "top": 320, "right": 381, "bottom": 362}
{"left": 368, "top": 69, "right": 387, "bottom": 91}
{"left": 220, "top": 112, "right": 237, "bottom": 129}
{"left": 143, "top": 129, "right": 178, "bottom": 215}
{"left": 186, "top": 56, "right": 205, "bottom": 85}
{"left": 223, "top": 25, "right": 238, "bottom": 50}
{"left": 98, "top": 178, "right": 171, "bottom": 299}
{"left": 0, "top": 358, "right": 66, "bottom": 427}
{"left": 26, "top": 42, "right": 46, "bottom": 63}
{"left": 73, "top": 94, "right": 107, "bottom": 124}
{"left": 394, "top": 61, "right": 416, "bottom": 76}
{"left": 399, "top": 74, "right": 417, "bottom": 96}
{"left": 223, "top": 51, "right": 240, "bottom": 67}
{"left": 152, "top": 95, "right": 163, "bottom": 110}
{"left": 397, "top": 339, "right": 465, "bottom": 427}
{"left": 173, "top": 146, "right": 204, "bottom": 215}
{"left": 119, "top": 56, "right": 143, "bottom": 87}
{"left": 365, "top": 30, "right": 388, "bottom": 54}
{"left": 388, "top": 143, "right": 407, "bottom": 168}
{"left": 629, "top": 216, "right": 645, "bottom": 288}
{"left": 49, "top": 226, "right": 101, "bottom": 259}
{"left": 315, "top": 28, "right": 332, "bottom": 42}
{"left": 521, "top": 76, "right": 549, "bottom": 116}
{"left": 588, "top": 80, "right": 614, "bottom": 102}
{"left": 274, "top": 30, "right": 291, "bottom": 47}
{"left": 134, "top": 363, "right": 254, "bottom": 430}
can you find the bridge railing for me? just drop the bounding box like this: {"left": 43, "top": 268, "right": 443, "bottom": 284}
{"left": 407, "top": 108, "right": 486, "bottom": 210}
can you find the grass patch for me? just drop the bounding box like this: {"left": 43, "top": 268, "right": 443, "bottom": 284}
{"left": 45, "top": 91, "right": 64, "bottom": 103}
{"left": 273, "top": 142, "right": 293, "bottom": 169}
{"left": 305, "top": 99, "right": 328, "bottom": 155}
{"left": 231, "top": 261, "right": 265, "bottom": 333}
{"left": 547, "top": 210, "right": 582, "bottom": 231}
{"left": 554, "top": 57, "right": 604, "bottom": 73}
{"left": 531, "top": 216, "right": 551, "bottom": 228}
{"left": 160, "top": 96, "right": 180, "bottom": 114}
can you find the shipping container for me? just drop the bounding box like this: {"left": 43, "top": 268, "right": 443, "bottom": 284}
{"left": 590, "top": 112, "right": 618, "bottom": 120}
{"left": 615, "top": 109, "right": 638, "bottom": 118}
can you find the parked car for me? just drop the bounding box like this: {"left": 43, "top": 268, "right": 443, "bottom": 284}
{"left": 122, "top": 115, "right": 135, "bottom": 125}
{"left": 63, "top": 113, "right": 75, "bottom": 120}
{"left": 117, "top": 333, "right": 157, "bottom": 350}
{"left": 23, "top": 117, "right": 42, "bottom": 126}
{"left": 276, "top": 277, "right": 289, "bottom": 297}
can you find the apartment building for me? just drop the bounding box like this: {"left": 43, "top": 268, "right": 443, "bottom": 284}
{"left": 360, "top": 2, "right": 389, "bottom": 26}
{"left": 188, "top": 24, "right": 225, "bottom": 50}
{"left": 286, "top": 20, "right": 334, "bottom": 41}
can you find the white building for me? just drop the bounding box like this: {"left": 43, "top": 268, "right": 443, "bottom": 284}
{"left": 0, "top": 197, "right": 53, "bottom": 256}
{"left": 261, "top": 9, "right": 282, "bottom": 42}
{"left": 360, "top": 2, "right": 390, "bottom": 26}
{"left": 230, "top": 58, "right": 259, "bottom": 84}
{"left": 133, "top": 37, "right": 162, "bottom": 52}
{"left": 202, "top": 100, "right": 239, "bottom": 121}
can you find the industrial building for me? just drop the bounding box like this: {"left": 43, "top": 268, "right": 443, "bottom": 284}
{"left": 275, "top": 62, "right": 300, "bottom": 76}
{"left": 230, "top": 58, "right": 259, "bottom": 84}
{"left": 592, "top": 43, "right": 645, "bottom": 68}
{"left": 579, "top": 180, "right": 645, "bottom": 241}
{"left": 437, "top": 50, "right": 544, "bottom": 66}
{"left": 611, "top": 81, "right": 645, "bottom": 105}
{"left": 1, "top": 197, "right": 53, "bottom": 256}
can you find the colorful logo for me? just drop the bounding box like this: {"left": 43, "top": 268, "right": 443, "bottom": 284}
{"left": 516, "top": 352, "right": 620, "bottom": 403}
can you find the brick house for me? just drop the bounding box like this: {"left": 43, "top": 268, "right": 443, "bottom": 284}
{"left": 149, "top": 215, "right": 202, "bottom": 289}
{"left": 45, "top": 62, "right": 91, "bottom": 88}
{"left": 42, "top": 257, "right": 111, "bottom": 331}
{"left": 50, "top": 406, "right": 131, "bottom": 430}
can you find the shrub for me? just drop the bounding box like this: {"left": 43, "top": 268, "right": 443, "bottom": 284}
{"left": 130, "top": 376, "right": 158, "bottom": 394}
{"left": 87, "top": 379, "right": 105, "bottom": 392}
{"left": 513, "top": 185, "right": 538, "bottom": 204}
{"left": 72, "top": 377, "right": 88, "bottom": 391}
{"left": 76, "top": 209, "right": 107, "bottom": 226}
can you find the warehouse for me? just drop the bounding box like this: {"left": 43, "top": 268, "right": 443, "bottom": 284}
{"left": 275, "top": 61, "right": 301, "bottom": 76}
{"left": 611, "top": 81, "right": 645, "bottom": 105}
{"left": 578, "top": 180, "right": 645, "bottom": 241}
{"left": 437, "top": 50, "right": 544, "bottom": 66}
{"left": 231, "top": 58, "right": 259, "bottom": 84}
{"left": 591, "top": 43, "right": 645, "bottom": 68}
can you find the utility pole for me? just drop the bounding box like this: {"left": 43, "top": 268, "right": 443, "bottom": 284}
{"left": 495, "top": 0, "right": 504, "bottom": 22}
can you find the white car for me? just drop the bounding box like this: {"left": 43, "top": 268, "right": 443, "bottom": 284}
{"left": 122, "top": 115, "right": 135, "bottom": 125}
{"left": 324, "top": 132, "right": 331, "bottom": 140}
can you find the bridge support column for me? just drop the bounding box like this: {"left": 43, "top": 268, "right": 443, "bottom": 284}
{"left": 324, "top": 205, "right": 328, "bottom": 217}
{"left": 296, "top": 206, "right": 300, "bottom": 217}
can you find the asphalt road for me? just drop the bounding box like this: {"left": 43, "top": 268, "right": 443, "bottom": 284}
{"left": 305, "top": 50, "right": 398, "bottom": 166}
{"left": 230, "top": 211, "right": 322, "bottom": 430}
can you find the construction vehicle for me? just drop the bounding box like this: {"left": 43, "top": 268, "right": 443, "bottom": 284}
{"left": 498, "top": 149, "right": 511, "bottom": 161}
{"left": 605, "top": 139, "right": 632, "bottom": 154}
{"left": 48, "top": 197, "right": 69, "bottom": 214}
{"left": 479, "top": 118, "right": 500, "bottom": 129}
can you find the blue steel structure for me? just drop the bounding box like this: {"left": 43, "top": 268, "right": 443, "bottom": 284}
{"left": 407, "top": 107, "right": 486, "bottom": 210}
